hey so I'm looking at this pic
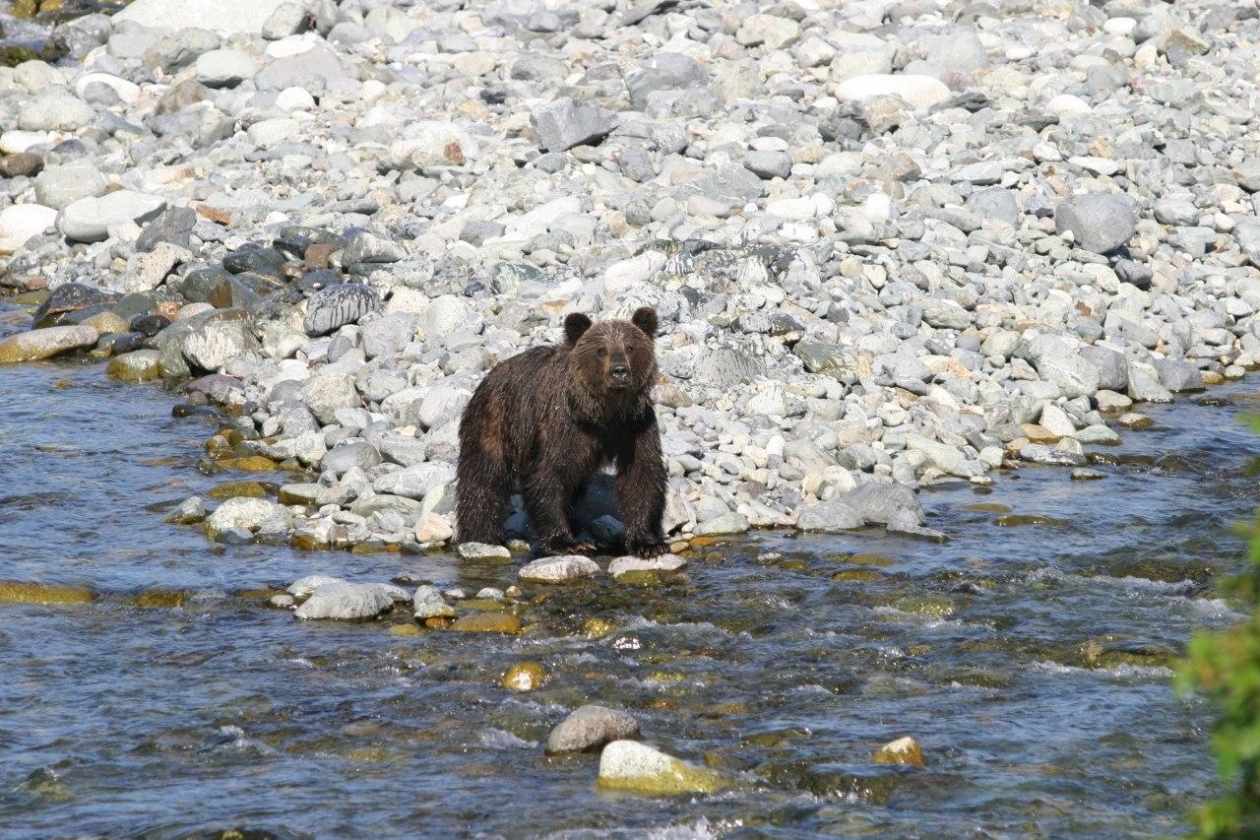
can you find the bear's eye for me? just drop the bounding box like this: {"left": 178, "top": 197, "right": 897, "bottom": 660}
{"left": 597, "top": 348, "right": 607, "bottom": 357}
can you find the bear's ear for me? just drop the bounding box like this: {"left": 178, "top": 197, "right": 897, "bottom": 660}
{"left": 564, "top": 312, "right": 593, "bottom": 344}
{"left": 631, "top": 307, "right": 658, "bottom": 338}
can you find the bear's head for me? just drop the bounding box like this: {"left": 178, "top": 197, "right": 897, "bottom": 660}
{"left": 564, "top": 307, "right": 659, "bottom": 399}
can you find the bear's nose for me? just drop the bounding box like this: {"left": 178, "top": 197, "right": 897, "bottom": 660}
{"left": 611, "top": 362, "right": 630, "bottom": 379}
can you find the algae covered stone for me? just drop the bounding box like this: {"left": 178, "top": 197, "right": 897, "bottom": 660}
{"left": 502, "top": 661, "right": 547, "bottom": 691}
{"left": 873, "top": 735, "right": 925, "bottom": 768}
{"left": 0, "top": 581, "right": 93, "bottom": 605}
{"left": 0, "top": 326, "right": 98, "bottom": 363}
{"left": 597, "top": 740, "right": 727, "bottom": 795}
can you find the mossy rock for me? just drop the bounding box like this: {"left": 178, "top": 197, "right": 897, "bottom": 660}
{"left": 207, "top": 481, "right": 274, "bottom": 500}
{"left": 502, "top": 661, "right": 547, "bottom": 691}
{"left": 133, "top": 589, "right": 193, "bottom": 608}
{"left": 873, "top": 736, "right": 926, "bottom": 768}
{"left": 451, "top": 612, "right": 522, "bottom": 634}
{"left": 106, "top": 350, "right": 164, "bottom": 382}
{"left": 217, "top": 455, "right": 279, "bottom": 472}
{"left": 582, "top": 617, "right": 616, "bottom": 638}
{"left": 995, "top": 514, "right": 1068, "bottom": 527}
{"left": 0, "top": 581, "right": 92, "bottom": 605}
{"left": 892, "top": 595, "right": 957, "bottom": 617}
{"left": 597, "top": 740, "right": 728, "bottom": 796}
{"left": 832, "top": 569, "right": 884, "bottom": 583}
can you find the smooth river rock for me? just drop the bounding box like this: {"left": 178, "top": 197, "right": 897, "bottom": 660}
{"left": 597, "top": 740, "right": 727, "bottom": 795}
{"left": 546, "top": 705, "right": 641, "bottom": 755}
{"left": 0, "top": 326, "right": 98, "bottom": 363}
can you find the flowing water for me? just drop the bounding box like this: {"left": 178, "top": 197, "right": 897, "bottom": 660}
{"left": 0, "top": 301, "right": 1251, "bottom": 839}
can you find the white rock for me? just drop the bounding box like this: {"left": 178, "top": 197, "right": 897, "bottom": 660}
{"left": 831, "top": 74, "right": 951, "bottom": 109}
{"left": 607, "top": 554, "right": 687, "bottom": 577}
{"left": 114, "top": 0, "right": 294, "bottom": 34}
{"left": 518, "top": 556, "right": 601, "bottom": 583}
{"left": 74, "top": 73, "right": 141, "bottom": 104}
{"left": 0, "top": 204, "right": 57, "bottom": 254}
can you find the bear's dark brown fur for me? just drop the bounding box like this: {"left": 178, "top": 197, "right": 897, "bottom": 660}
{"left": 456, "top": 307, "right": 668, "bottom": 557}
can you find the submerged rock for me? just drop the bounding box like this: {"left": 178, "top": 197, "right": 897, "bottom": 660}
{"left": 294, "top": 581, "right": 408, "bottom": 620}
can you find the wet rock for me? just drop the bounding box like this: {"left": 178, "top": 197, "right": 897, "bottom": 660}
{"left": 287, "top": 574, "right": 346, "bottom": 598}
{"left": 597, "top": 740, "right": 727, "bottom": 795}
{"left": 206, "top": 498, "right": 291, "bottom": 536}
{"left": 451, "top": 612, "right": 522, "bottom": 634}
{"left": 1018, "top": 444, "right": 1088, "bottom": 467}
{"left": 294, "top": 582, "right": 403, "bottom": 621}
{"left": 0, "top": 325, "right": 98, "bottom": 363}
{"left": 519, "top": 555, "right": 601, "bottom": 583}
{"left": 502, "top": 661, "right": 547, "bottom": 691}
{"left": 163, "top": 496, "right": 206, "bottom": 524}
{"left": 607, "top": 554, "right": 686, "bottom": 577}
{"left": 0, "top": 581, "right": 93, "bottom": 605}
{"left": 106, "top": 349, "right": 163, "bottom": 382}
{"left": 546, "top": 705, "right": 640, "bottom": 755}
{"left": 842, "top": 482, "right": 924, "bottom": 526}
{"left": 458, "top": 542, "right": 512, "bottom": 561}
{"left": 413, "top": 585, "right": 456, "bottom": 619}
{"left": 872, "top": 736, "right": 925, "bottom": 768}
{"left": 796, "top": 499, "right": 864, "bottom": 533}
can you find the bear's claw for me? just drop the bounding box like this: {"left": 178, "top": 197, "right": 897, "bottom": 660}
{"left": 629, "top": 540, "right": 670, "bottom": 558}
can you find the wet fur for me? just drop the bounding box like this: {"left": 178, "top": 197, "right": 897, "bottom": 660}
{"left": 456, "top": 307, "right": 668, "bottom": 557}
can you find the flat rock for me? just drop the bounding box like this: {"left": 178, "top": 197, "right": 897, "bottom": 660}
{"left": 519, "top": 555, "right": 601, "bottom": 583}
{"left": 0, "top": 325, "right": 98, "bottom": 364}
{"left": 796, "top": 499, "right": 864, "bottom": 532}
{"left": 832, "top": 74, "right": 952, "bottom": 109}
{"left": 294, "top": 582, "right": 401, "bottom": 621}
{"left": 57, "top": 191, "right": 167, "bottom": 244}
{"left": 607, "top": 554, "right": 687, "bottom": 577}
{"left": 546, "top": 705, "right": 640, "bottom": 755}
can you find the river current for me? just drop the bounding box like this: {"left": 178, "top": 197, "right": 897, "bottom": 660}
{"left": 0, "top": 302, "right": 1250, "bottom": 838}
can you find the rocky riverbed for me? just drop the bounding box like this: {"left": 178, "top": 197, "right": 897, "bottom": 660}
{"left": 2, "top": 0, "right": 1260, "bottom": 557}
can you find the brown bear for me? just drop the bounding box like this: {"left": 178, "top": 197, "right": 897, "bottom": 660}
{"left": 456, "top": 307, "right": 669, "bottom": 558}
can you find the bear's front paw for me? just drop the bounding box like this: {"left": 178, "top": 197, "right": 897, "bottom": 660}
{"left": 628, "top": 540, "right": 670, "bottom": 558}
{"left": 546, "top": 538, "right": 596, "bottom": 556}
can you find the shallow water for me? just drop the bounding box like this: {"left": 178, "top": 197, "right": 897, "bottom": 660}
{"left": 0, "top": 304, "right": 1252, "bottom": 838}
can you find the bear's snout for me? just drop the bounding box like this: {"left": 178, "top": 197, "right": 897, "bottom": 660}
{"left": 610, "top": 358, "right": 631, "bottom": 387}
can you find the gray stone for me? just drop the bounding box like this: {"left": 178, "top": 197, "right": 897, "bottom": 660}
{"left": 136, "top": 207, "right": 197, "bottom": 252}
{"left": 966, "top": 187, "right": 1018, "bottom": 226}
{"left": 254, "top": 42, "right": 358, "bottom": 94}
{"left": 518, "top": 555, "right": 601, "bottom": 583}
{"left": 796, "top": 499, "right": 864, "bottom": 533}
{"left": 181, "top": 319, "right": 259, "bottom": 372}
{"left": 1054, "top": 194, "right": 1137, "bottom": 254}
{"left": 206, "top": 497, "right": 291, "bottom": 534}
{"left": 361, "top": 314, "right": 416, "bottom": 359}
{"left": 688, "top": 165, "right": 765, "bottom": 204}
{"left": 546, "top": 705, "right": 640, "bottom": 755}
{"left": 842, "top": 482, "right": 924, "bottom": 526}
{"left": 458, "top": 542, "right": 512, "bottom": 560}
{"left": 413, "top": 585, "right": 456, "bottom": 619}
{"left": 744, "top": 150, "right": 792, "bottom": 180}
{"left": 1153, "top": 358, "right": 1204, "bottom": 392}
{"left": 146, "top": 28, "right": 220, "bottom": 73}
{"left": 320, "top": 441, "right": 381, "bottom": 476}
{"left": 164, "top": 495, "right": 207, "bottom": 524}
{"left": 18, "top": 94, "right": 94, "bottom": 132}
{"left": 530, "top": 98, "right": 619, "bottom": 153}
{"left": 625, "top": 52, "right": 708, "bottom": 111}
{"left": 34, "top": 163, "right": 107, "bottom": 210}
{"left": 57, "top": 191, "right": 167, "bottom": 243}
{"left": 343, "top": 231, "right": 407, "bottom": 263}
{"left": 302, "top": 372, "right": 361, "bottom": 425}
{"left": 1078, "top": 345, "right": 1128, "bottom": 391}
{"left": 372, "top": 462, "right": 457, "bottom": 500}
{"left": 1127, "top": 365, "right": 1174, "bottom": 403}
{"left": 1022, "top": 335, "right": 1100, "bottom": 399}
{"left": 692, "top": 347, "right": 766, "bottom": 388}
{"left": 304, "top": 284, "right": 380, "bottom": 336}
{"left": 1018, "top": 444, "right": 1087, "bottom": 466}
{"left": 195, "top": 48, "right": 258, "bottom": 87}
{"left": 294, "top": 582, "right": 402, "bottom": 621}
{"left": 379, "top": 435, "right": 427, "bottom": 467}
{"left": 1153, "top": 197, "right": 1198, "bottom": 226}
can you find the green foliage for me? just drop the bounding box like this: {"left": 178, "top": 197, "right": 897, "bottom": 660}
{"left": 1177, "top": 506, "right": 1260, "bottom": 837}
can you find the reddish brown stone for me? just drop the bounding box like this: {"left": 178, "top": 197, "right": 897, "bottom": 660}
{"left": 304, "top": 243, "right": 339, "bottom": 269}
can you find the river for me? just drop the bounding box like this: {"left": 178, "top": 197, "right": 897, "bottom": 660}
{"left": 0, "top": 301, "right": 1249, "bottom": 838}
